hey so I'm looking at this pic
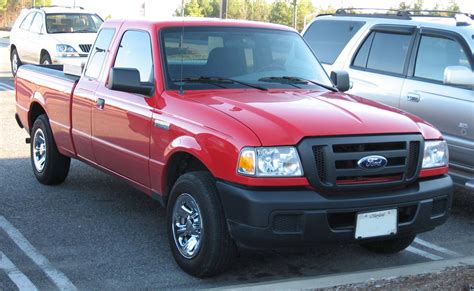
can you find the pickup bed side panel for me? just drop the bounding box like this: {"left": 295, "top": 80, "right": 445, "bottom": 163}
{"left": 15, "top": 65, "right": 78, "bottom": 156}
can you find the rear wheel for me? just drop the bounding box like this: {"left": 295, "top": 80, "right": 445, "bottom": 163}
{"left": 10, "top": 48, "right": 21, "bottom": 76}
{"left": 31, "top": 114, "right": 70, "bottom": 185}
{"left": 40, "top": 53, "right": 52, "bottom": 65}
{"left": 167, "top": 171, "right": 236, "bottom": 277}
{"left": 360, "top": 235, "right": 416, "bottom": 254}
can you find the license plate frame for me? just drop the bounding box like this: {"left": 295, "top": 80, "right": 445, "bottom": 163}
{"left": 355, "top": 209, "right": 397, "bottom": 239}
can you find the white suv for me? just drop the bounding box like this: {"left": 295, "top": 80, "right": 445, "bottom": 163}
{"left": 303, "top": 9, "right": 474, "bottom": 191}
{"left": 9, "top": 6, "right": 103, "bottom": 76}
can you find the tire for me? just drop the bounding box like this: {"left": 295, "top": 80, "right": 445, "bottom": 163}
{"left": 30, "top": 114, "right": 71, "bottom": 185}
{"left": 360, "top": 235, "right": 416, "bottom": 254}
{"left": 11, "top": 48, "right": 22, "bottom": 77}
{"left": 167, "top": 171, "right": 236, "bottom": 277}
{"left": 40, "top": 53, "right": 52, "bottom": 65}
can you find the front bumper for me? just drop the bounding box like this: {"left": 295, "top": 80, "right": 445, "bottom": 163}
{"left": 217, "top": 175, "right": 453, "bottom": 248}
{"left": 51, "top": 56, "right": 88, "bottom": 65}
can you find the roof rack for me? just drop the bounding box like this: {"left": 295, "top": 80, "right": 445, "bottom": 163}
{"left": 334, "top": 8, "right": 474, "bottom": 24}
{"left": 30, "top": 5, "right": 85, "bottom": 10}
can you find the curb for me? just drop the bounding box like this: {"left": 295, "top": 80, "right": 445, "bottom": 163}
{"left": 220, "top": 256, "right": 474, "bottom": 290}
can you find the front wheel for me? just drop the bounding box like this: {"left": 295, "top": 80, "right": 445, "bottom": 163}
{"left": 31, "top": 115, "right": 71, "bottom": 185}
{"left": 40, "top": 53, "right": 52, "bottom": 65}
{"left": 167, "top": 171, "right": 236, "bottom": 277}
{"left": 360, "top": 235, "right": 416, "bottom": 254}
{"left": 11, "top": 48, "right": 21, "bottom": 76}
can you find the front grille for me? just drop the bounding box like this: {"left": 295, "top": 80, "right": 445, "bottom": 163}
{"left": 298, "top": 134, "right": 424, "bottom": 190}
{"left": 79, "top": 44, "right": 92, "bottom": 53}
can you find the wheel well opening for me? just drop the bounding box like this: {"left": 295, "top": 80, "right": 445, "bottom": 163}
{"left": 10, "top": 45, "right": 16, "bottom": 56}
{"left": 166, "top": 153, "right": 209, "bottom": 197}
{"left": 40, "top": 49, "right": 49, "bottom": 58}
{"left": 29, "top": 103, "right": 46, "bottom": 131}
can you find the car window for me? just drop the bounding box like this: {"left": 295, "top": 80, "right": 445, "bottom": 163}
{"left": 414, "top": 35, "right": 471, "bottom": 82}
{"left": 113, "top": 30, "right": 153, "bottom": 83}
{"left": 45, "top": 13, "right": 103, "bottom": 33}
{"left": 353, "top": 31, "right": 411, "bottom": 75}
{"left": 352, "top": 32, "right": 374, "bottom": 68}
{"left": 30, "top": 13, "right": 43, "bottom": 34}
{"left": 84, "top": 28, "right": 115, "bottom": 79}
{"left": 303, "top": 20, "right": 365, "bottom": 65}
{"left": 162, "top": 26, "right": 333, "bottom": 91}
{"left": 20, "top": 13, "right": 35, "bottom": 30}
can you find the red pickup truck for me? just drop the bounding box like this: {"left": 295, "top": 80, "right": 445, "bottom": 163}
{"left": 15, "top": 19, "right": 452, "bottom": 277}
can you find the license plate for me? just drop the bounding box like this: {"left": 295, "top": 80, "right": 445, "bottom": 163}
{"left": 355, "top": 209, "right": 397, "bottom": 239}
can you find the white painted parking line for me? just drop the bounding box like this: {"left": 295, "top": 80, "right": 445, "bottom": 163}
{"left": 0, "top": 251, "right": 38, "bottom": 291}
{"left": 0, "top": 216, "right": 77, "bottom": 291}
{"left": 406, "top": 246, "right": 443, "bottom": 261}
{"left": 414, "top": 238, "right": 462, "bottom": 257}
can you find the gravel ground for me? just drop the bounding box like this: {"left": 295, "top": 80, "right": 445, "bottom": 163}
{"left": 324, "top": 265, "right": 474, "bottom": 290}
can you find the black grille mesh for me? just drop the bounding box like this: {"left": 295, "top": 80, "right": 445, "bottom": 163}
{"left": 273, "top": 215, "right": 301, "bottom": 233}
{"left": 314, "top": 146, "right": 328, "bottom": 183}
{"left": 407, "top": 141, "right": 420, "bottom": 179}
{"left": 79, "top": 44, "right": 92, "bottom": 53}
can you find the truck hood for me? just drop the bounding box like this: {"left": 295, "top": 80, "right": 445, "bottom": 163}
{"left": 184, "top": 89, "right": 442, "bottom": 145}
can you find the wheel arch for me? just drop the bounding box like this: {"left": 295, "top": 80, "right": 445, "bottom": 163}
{"left": 28, "top": 101, "right": 47, "bottom": 131}
{"left": 163, "top": 150, "right": 211, "bottom": 200}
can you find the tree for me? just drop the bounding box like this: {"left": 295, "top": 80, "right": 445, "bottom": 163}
{"left": 413, "top": 0, "right": 424, "bottom": 10}
{"left": 296, "top": 0, "right": 315, "bottom": 31}
{"left": 0, "top": 0, "right": 7, "bottom": 13}
{"left": 446, "top": 0, "right": 460, "bottom": 12}
{"left": 184, "top": 0, "right": 204, "bottom": 17}
{"left": 269, "top": 0, "right": 292, "bottom": 27}
{"left": 245, "top": 0, "right": 270, "bottom": 22}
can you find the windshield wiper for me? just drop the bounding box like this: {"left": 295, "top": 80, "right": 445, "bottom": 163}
{"left": 258, "top": 76, "right": 337, "bottom": 92}
{"left": 173, "top": 76, "right": 267, "bottom": 91}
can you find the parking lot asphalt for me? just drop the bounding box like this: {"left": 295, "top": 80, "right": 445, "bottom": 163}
{"left": 0, "top": 43, "right": 473, "bottom": 290}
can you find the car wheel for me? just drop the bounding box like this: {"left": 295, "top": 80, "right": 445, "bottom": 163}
{"left": 31, "top": 114, "right": 71, "bottom": 185}
{"left": 11, "top": 48, "right": 22, "bottom": 76}
{"left": 360, "top": 235, "right": 416, "bottom": 254}
{"left": 40, "top": 53, "right": 52, "bottom": 65}
{"left": 167, "top": 171, "right": 236, "bottom": 277}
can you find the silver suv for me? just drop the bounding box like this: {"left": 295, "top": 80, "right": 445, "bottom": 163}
{"left": 303, "top": 9, "right": 474, "bottom": 191}
{"left": 9, "top": 6, "right": 103, "bottom": 76}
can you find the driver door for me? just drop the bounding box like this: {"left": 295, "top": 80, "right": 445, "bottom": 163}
{"left": 91, "top": 30, "right": 155, "bottom": 188}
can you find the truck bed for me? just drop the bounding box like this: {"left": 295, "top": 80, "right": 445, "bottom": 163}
{"left": 16, "top": 64, "right": 80, "bottom": 156}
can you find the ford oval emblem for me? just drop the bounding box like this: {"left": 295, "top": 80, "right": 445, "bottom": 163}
{"left": 357, "top": 155, "right": 388, "bottom": 170}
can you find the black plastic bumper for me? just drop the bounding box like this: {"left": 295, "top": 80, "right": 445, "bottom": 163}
{"left": 216, "top": 175, "right": 453, "bottom": 247}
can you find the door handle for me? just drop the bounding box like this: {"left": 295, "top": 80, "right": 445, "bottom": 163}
{"left": 96, "top": 98, "right": 105, "bottom": 110}
{"left": 407, "top": 93, "right": 420, "bottom": 103}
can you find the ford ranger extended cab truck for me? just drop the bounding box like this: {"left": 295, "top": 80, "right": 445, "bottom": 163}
{"left": 15, "top": 19, "right": 452, "bottom": 277}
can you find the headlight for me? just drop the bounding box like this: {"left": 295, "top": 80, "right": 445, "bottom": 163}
{"left": 422, "top": 140, "right": 448, "bottom": 169}
{"left": 237, "top": 146, "right": 303, "bottom": 177}
{"left": 56, "top": 44, "right": 79, "bottom": 57}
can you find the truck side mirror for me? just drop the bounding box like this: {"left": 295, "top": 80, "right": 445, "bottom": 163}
{"left": 107, "top": 68, "right": 154, "bottom": 96}
{"left": 444, "top": 66, "right": 474, "bottom": 86}
{"left": 330, "top": 70, "right": 350, "bottom": 92}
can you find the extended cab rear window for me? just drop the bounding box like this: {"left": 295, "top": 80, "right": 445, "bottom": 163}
{"left": 303, "top": 19, "right": 365, "bottom": 65}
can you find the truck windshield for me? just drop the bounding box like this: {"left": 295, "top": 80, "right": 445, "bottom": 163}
{"left": 161, "top": 26, "right": 334, "bottom": 91}
{"left": 46, "top": 13, "right": 103, "bottom": 34}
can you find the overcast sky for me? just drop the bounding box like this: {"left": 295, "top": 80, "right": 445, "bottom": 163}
{"left": 51, "top": 0, "right": 474, "bottom": 19}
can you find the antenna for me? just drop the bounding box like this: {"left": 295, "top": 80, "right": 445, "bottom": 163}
{"left": 179, "top": 2, "right": 185, "bottom": 94}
